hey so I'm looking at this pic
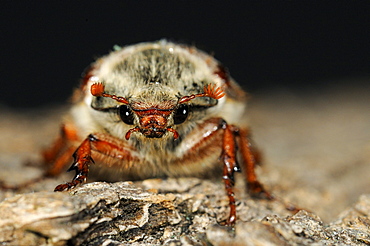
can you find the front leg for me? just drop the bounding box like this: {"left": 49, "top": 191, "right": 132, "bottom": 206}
{"left": 221, "top": 123, "right": 274, "bottom": 225}
{"left": 54, "top": 135, "right": 94, "bottom": 191}
{"left": 54, "top": 133, "right": 139, "bottom": 191}
{"left": 220, "top": 122, "right": 241, "bottom": 226}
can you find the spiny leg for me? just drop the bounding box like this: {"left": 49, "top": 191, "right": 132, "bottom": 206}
{"left": 220, "top": 121, "right": 241, "bottom": 226}
{"left": 54, "top": 135, "right": 94, "bottom": 191}
{"left": 54, "top": 133, "right": 138, "bottom": 192}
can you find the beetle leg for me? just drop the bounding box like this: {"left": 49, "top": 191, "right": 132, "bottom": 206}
{"left": 220, "top": 121, "right": 240, "bottom": 226}
{"left": 54, "top": 134, "right": 94, "bottom": 191}
{"left": 238, "top": 128, "right": 273, "bottom": 199}
{"left": 53, "top": 133, "right": 138, "bottom": 191}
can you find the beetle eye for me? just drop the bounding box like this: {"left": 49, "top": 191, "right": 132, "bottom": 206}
{"left": 119, "top": 105, "right": 135, "bottom": 125}
{"left": 174, "top": 104, "right": 189, "bottom": 125}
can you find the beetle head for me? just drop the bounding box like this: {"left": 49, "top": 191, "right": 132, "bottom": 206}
{"left": 90, "top": 82, "right": 224, "bottom": 140}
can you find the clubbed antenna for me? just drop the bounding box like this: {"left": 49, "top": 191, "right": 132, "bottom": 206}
{"left": 179, "top": 84, "right": 225, "bottom": 104}
{"left": 90, "top": 83, "right": 129, "bottom": 104}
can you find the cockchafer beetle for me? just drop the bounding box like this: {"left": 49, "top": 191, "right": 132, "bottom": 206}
{"left": 43, "top": 40, "right": 272, "bottom": 225}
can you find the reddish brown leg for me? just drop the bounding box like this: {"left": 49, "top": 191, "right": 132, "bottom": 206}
{"left": 238, "top": 128, "right": 273, "bottom": 199}
{"left": 54, "top": 135, "right": 94, "bottom": 191}
{"left": 221, "top": 125, "right": 299, "bottom": 216}
{"left": 54, "top": 133, "right": 138, "bottom": 192}
{"left": 220, "top": 122, "right": 241, "bottom": 226}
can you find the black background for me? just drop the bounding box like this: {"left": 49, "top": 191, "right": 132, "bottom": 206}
{"left": 1, "top": 1, "right": 369, "bottom": 108}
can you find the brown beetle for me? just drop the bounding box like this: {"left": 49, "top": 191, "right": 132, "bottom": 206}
{"left": 43, "top": 41, "right": 271, "bottom": 225}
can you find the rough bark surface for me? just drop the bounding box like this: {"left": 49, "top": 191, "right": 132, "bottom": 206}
{"left": 1, "top": 84, "right": 369, "bottom": 245}
{"left": 1, "top": 181, "right": 370, "bottom": 246}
